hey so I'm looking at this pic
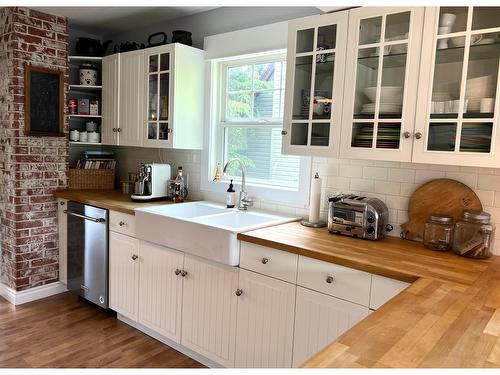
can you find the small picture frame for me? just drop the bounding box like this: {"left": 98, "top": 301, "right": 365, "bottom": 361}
{"left": 24, "top": 64, "right": 65, "bottom": 137}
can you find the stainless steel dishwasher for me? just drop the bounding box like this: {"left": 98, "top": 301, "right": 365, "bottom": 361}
{"left": 65, "top": 201, "right": 109, "bottom": 308}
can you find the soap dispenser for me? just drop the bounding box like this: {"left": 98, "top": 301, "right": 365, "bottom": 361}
{"left": 226, "top": 179, "right": 236, "bottom": 208}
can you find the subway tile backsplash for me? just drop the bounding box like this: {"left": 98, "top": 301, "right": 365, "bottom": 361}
{"left": 113, "top": 146, "right": 500, "bottom": 254}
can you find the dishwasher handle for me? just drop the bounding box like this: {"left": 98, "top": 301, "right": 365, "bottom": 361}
{"left": 64, "top": 210, "right": 106, "bottom": 223}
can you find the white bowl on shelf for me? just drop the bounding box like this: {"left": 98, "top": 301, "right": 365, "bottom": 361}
{"left": 363, "top": 86, "right": 403, "bottom": 104}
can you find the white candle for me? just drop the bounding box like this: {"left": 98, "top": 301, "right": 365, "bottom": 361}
{"left": 308, "top": 172, "right": 321, "bottom": 223}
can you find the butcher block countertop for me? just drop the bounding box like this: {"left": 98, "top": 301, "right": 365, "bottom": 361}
{"left": 53, "top": 189, "right": 180, "bottom": 215}
{"left": 238, "top": 222, "right": 500, "bottom": 368}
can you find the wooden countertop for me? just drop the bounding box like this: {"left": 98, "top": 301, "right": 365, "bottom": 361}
{"left": 238, "top": 222, "right": 500, "bottom": 368}
{"left": 54, "top": 189, "right": 181, "bottom": 215}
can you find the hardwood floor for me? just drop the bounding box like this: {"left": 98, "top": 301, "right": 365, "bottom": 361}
{"left": 0, "top": 292, "right": 205, "bottom": 368}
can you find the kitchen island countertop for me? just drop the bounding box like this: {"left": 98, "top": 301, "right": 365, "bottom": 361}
{"left": 238, "top": 222, "right": 500, "bottom": 368}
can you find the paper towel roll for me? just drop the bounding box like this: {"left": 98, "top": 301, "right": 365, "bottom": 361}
{"left": 308, "top": 173, "right": 321, "bottom": 223}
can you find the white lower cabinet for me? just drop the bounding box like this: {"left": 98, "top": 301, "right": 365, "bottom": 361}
{"left": 108, "top": 236, "right": 411, "bottom": 368}
{"left": 109, "top": 231, "right": 140, "bottom": 321}
{"left": 181, "top": 254, "right": 239, "bottom": 367}
{"left": 138, "top": 241, "right": 184, "bottom": 343}
{"left": 235, "top": 269, "right": 296, "bottom": 368}
{"left": 292, "top": 286, "right": 369, "bottom": 367}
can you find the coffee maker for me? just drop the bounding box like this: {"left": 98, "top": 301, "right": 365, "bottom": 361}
{"left": 131, "top": 163, "right": 171, "bottom": 201}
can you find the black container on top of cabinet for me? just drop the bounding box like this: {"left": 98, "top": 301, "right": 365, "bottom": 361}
{"left": 171, "top": 30, "right": 192, "bottom": 46}
{"left": 75, "top": 38, "right": 112, "bottom": 57}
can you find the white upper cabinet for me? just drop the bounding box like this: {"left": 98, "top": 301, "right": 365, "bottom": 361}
{"left": 340, "top": 7, "right": 425, "bottom": 161}
{"left": 101, "top": 43, "right": 204, "bottom": 149}
{"left": 282, "top": 11, "right": 349, "bottom": 157}
{"left": 413, "top": 6, "right": 500, "bottom": 167}
{"left": 118, "top": 49, "right": 145, "bottom": 147}
{"left": 143, "top": 44, "right": 204, "bottom": 149}
{"left": 102, "top": 53, "right": 120, "bottom": 145}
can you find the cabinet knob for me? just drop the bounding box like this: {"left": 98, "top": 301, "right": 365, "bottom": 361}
{"left": 403, "top": 131, "right": 411, "bottom": 139}
{"left": 261, "top": 257, "right": 269, "bottom": 264}
{"left": 59, "top": 201, "right": 65, "bottom": 206}
{"left": 131, "top": 254, "right": 138, "bottom": 261}
{"left": 119, "top": 221, "right": 126, "bottom": 227}
{"left": 167, "top": 128, "right": 173, "bottom": 134}
{"left": 281, "top": 130, "right": 287, "bottom": 136}
{"left": 326, "top": 275, "right": 334, "bottom": 284}
{"left": 174, "top": 268, "right": 181, "bottom": 275}
{"left": 415, "top": 132, "right": 422, "bottom": 140}
{"left": 112, "top": 128, "right": 117, "bottom": 132}
{"left": 235, "top": 289, "right": 243, "bottom": 296}
{"left": 181, "top": 270, "right": 188, "bottom": 277}
{"left": 117, "top": 128, "right": 122, "bottom": 133}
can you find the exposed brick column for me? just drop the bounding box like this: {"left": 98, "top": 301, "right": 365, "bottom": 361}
{"left": 0, "top": 7, "right": 68, "bottom": 291}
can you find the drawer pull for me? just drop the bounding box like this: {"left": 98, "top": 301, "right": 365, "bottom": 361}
{"left": 326, "top": 275, "right": 334, "bottom": 284}
{"left": 131, "top": 254, "right": 138, "bottom": 261}
{"left": 261, "top": 257, "right": 269, "bottom": 264}
{"left": 174, "top": 268, "right": 181, "bottom": 275}
{"left": 119, "top": 221, "right": 126, "bottom": 227}
{"left": 235, "top": 289, "right": 243, "bottom": 296}
{"left": 181, "top": 270, "right": 188, "bottom": 277}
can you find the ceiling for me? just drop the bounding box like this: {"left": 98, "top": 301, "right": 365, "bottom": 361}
{"left": 33, "top": 6, "right": 217, "bottom": 35}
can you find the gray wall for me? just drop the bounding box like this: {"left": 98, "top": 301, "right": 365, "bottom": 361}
{"left": 104, "top": 7, "right": 322, "bottom": 49}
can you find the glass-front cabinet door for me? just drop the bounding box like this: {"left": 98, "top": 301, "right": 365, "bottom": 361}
{"left": 143, "top": 46, "right": 173, "bottom": 147}
{"left": 414, "top": 7, "right": 500, "bottom": 167}
{"left": 282, "top": 11, "right": 348, "bottom": 157}
{"left": 340, "top": 7, "right": 425, "bottom": 161}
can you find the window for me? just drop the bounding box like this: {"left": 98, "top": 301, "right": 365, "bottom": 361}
{"left": 217, "top": 54, "right": 302, "bottom": 190}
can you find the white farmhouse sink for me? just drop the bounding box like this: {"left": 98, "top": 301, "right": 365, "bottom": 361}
{"left": 135, "top": 201, "right": 299, "bottom": 266}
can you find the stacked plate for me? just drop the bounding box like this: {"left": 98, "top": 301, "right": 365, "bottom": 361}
{"left": 466, "top": 75, "right": 495, "bottom": 112}
{"left": 361, "top": 103, "right": 402, "bottom": 114}
{"left": 432, "top": 92, "right": 453, "bottom": 102}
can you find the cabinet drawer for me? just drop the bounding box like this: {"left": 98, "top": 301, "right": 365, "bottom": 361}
{"left": 109, "top": 210, "right": 136, "bottom": 236}
{"left": 370, "top": 274, "right": 410, "bottom": 310}
{"left": 240, "top": 242, "right": 298, "bottom": 284}
{"left": 297, "top": 256, "right": 371, "bottom": 306}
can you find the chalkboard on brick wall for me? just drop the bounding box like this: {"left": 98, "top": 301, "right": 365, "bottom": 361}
{"left": 25, "top": 64, "right": 64, "bottom": 137}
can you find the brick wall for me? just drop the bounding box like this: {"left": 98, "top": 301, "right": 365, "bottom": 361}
{"left": 0, "top": 7, "right": 68, "bottom": 291}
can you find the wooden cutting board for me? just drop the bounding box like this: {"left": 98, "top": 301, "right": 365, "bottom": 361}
{"left": 401, "top": 178, "right": 482, "bottom": 240}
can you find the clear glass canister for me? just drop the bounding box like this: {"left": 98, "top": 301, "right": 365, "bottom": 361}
{"left": 453, "top": 210, "right": 495, "bottom": 259}
{"left": 423, "top": 215, "right": 454, "bottom": 251}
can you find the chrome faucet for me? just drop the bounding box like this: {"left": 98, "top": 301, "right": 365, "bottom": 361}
{"left": 223, "top": 159, "right": 253, "bottom": 210}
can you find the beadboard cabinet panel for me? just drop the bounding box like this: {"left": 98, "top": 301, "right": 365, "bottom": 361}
{"left": 109, "top": 232, "right": 140, "bottom": 321}
{"left": 293, "top": 286, "right": 369, "bottom": 367}
{"left": 181, "top": 255, "right": 239, "bottom": 367}
{"left": 138, "top": 241, "right": 184, "bottom": 343}
{"left": 235, "top": 269, "right": 296, "bottom": 368}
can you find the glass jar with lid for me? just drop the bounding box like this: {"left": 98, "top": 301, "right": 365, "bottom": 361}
{"left": 423, "top": 215, "right": 454, "bottom": 251}
{"left": 452, "top": 210, "right": 495, "bottom": 259}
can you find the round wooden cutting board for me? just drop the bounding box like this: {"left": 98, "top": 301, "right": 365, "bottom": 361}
{"left": 401, "top": 178, "right": 482, "bottom": 240}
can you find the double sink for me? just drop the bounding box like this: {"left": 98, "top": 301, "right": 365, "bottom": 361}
{"left": 135, "top": 202, "right": 299, "bottom": 265}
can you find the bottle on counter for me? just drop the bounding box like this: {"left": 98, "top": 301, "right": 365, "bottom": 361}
{"left": 226, "top": 179, "right": 236, "bottom": 208}
{"left": 173, "top": 166, "right": 185, "bottom": 203}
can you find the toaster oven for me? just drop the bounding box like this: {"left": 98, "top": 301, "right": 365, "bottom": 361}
{"left": 328, "top": 194, "right": 392, "bottom": 240}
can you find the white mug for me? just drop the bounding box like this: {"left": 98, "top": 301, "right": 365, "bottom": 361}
{"left": 70, "top": 129, "right": 79, "bottom": 141}
{"left": 480, "top": 98, "right": 495, "bottom": 113}
{"left": 87, "top": 132, "right": 100, "bottom": 143}
{"left": 438, "top": 26, "right": 452, "bottom": 35}
{"left": 439, "top": 13, "right": 456, "bottom": 27}
{"left": 79, "top": 131, "right": 88, "bottom": 142}
{"left": 434, "top": 101, "right": 446, "bottom": 114}
{"left": 437, "top": 39, "right": 449, "bottom": 49}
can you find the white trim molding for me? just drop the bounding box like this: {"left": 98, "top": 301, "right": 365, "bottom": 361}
{"left": 0, "top": 281, "right": 67, "bottom": 305}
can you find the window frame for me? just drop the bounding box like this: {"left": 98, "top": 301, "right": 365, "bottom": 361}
{"left": 201, "top": 50, "right": 311, "bottom": 206}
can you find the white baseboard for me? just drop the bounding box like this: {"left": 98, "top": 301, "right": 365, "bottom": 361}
{"left": 117, "top": 314, "right": 223, "bottom": 368}
{"left": 0, "top": 281, "right": 68, "bottom": 305}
